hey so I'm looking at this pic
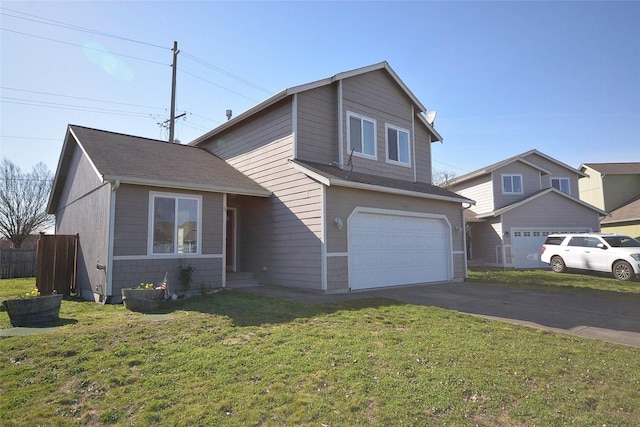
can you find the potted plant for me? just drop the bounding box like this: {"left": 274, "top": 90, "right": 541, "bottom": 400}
{"left": 121, "top": 282, "right": 165, "bottom": 312}
{"left": 3, "top": 288, "right": 63, "bottom": 327}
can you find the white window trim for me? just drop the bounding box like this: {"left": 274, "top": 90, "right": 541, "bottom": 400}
{"left": 148, "top": 191, "right": 203, "bottom": 256}
{"left": 385, "top": 123, "right": 412, "bottom": 167}
{"left": 550, "top": 176, "right": 571, "bottom": 194}
{"left": 346, "top": 111, "right": 377, "bottom": 160}
{"left": 501, "top": 174, "right": 523, "bottom": 195}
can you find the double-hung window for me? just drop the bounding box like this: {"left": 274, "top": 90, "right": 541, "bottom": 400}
{"left": 348, "top": 112, "right": 376, "bottom": 158}
{"left": 386, "top": 124, "right": 411, "bottom": 166}
{"left": 150, "top": 192, "right": 201, "bottom": 255}
{"left": 502, "top": 174, "right": 523, "bottom": 194}
{"left": 551, "top": 177, "right": 570, "bottom": 194}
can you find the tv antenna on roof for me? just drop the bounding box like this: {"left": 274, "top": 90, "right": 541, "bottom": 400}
{"left": 425, "top": 110, "right": 437, "bottom": 125}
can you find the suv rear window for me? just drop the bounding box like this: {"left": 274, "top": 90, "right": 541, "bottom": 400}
{"left": 543, "top": 236, "right": 565, "bottom": 246}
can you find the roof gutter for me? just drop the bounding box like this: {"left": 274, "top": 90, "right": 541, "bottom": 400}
{"left": 102, "top": 175, "right": 271, "bottom": 198}
{"left": 331, "top": 179, "right": 474, "bottom": 204}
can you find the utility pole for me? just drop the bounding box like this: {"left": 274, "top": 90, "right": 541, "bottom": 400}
{"left": 169, "top": 41, "right": 179, "bottom": 143}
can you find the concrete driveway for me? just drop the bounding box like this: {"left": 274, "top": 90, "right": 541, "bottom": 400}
{"left": 237, "top": 281, "right": 640, "bottom": 348}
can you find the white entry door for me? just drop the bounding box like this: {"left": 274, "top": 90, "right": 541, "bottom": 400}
{"left": 349, "top": 210, "right": 451, "bottom": 290}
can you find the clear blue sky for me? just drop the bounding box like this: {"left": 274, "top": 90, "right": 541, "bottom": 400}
{"left": 1, "top": 1, "right": 639, "bottom": 177}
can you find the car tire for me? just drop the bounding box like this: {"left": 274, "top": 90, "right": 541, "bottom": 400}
{"left": 550, "top": 256, "right": 566, "bottom": 273}
{"left": 612, "top": 260, "right": 633, "bottom": 281}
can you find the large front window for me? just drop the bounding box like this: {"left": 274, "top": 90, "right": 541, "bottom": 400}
{"left": 502, "top": 174, "right": 523, "bottom": 194}
{"left": 150, "top": 193, "right": 200, "bottom": 254}
{"left": 348, "top": 112, "right": 376, "bottom": 158}
{"left": 386, "top": 125, "right": 410, "bottom": 165}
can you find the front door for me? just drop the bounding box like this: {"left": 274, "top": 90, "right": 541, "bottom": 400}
{"left": 226, "top": 208, "right": 237, "bottom": 272}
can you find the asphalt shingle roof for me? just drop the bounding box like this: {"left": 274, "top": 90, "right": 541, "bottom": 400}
{"left": 291, "top": 159, "right": 473, "bottom": 203}
{"left": 48, "top": 125, "right": 269, "bottom": 213}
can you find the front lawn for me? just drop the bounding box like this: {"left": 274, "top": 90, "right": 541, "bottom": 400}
{"left": 1, "top": 278, "right": 639, "bottom": 426}
{"left": 468, "top": 268, "right": 640, "bottom": 294}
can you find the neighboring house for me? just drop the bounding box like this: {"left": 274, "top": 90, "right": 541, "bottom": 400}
{"left": 578, "top": 163, "right": 640, "bottom": 238}
{"left": 48, "top": 62, "right": 473, "bottom": 302}
{"left": 447, "top": 150, "right": 608, "bottom": 269}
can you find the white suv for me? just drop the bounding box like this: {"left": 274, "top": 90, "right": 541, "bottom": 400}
{"left": 540, "top": 233, "right": 640, "bottom": 281}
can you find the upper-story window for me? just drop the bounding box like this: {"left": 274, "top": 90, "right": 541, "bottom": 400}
{"left": 502, "top": 174, "right": 523, "bottom": 194}
{"left": 348, "top": 112, "right": 376, "bottom": 158}
{"left": 149, "top": 192, "right": 201, "bottom": 255}
{"left": 386, "top": 124, "right": 411, "bottom": 166}
{"left": 551, "top": 177, "right": 570, "bottom": 194}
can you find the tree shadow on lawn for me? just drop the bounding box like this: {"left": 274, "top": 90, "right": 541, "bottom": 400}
{"left": 155, "top": 290, "right": 404, "bottom": 327}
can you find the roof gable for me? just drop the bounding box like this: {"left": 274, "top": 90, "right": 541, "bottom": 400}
{"left": 479, "top": 187, "right": 609, "bottom": 218}
{"left": 450, "top": 149, "right": 586, "bottom": 186}
{"left": 190, "top": 61, "right": 442, "bottom": 146}
{"left": 48, "top": 125, "right": 270, "bottom": 212}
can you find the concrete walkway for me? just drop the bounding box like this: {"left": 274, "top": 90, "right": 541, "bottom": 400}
{"left": 236, "top": 281, "right": 640, "bottom": 348}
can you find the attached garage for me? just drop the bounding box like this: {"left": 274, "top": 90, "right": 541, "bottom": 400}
{"left": 348, "top": 208, "right": 452, "bottom": 290}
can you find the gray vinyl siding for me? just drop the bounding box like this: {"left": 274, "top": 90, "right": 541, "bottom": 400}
{"left": 326, "top": 186, "right": 466, "bottom": 289}
{"left": 468, "top": 218, "right": 503, "bottom": 266}
{"left": 341, "top": 70, "right": 418, "bottom": 181}
{"left": 113, "top": 185, "right": 224, "bottom": 257}
{"left": 522, "top": 153, "right": 581, "bottom": 197}
{"left": 452, "top": 175, "right": 494, "bottom": 215}
{"left": 502, "top": 192, "right": 600, "bottom": 230}
{"left": 296, "top": 84, "right": 338, "bottom": 165}
{"left": 201, "top": 98, "right": 325, "bottom": 290}
{"left": 414, "top": 124, "right": 432, "bottom": 184}
{"left": 492, "top": 163, "right": 543, "bottom": 209}
{"left": 53, "top": 145, "right": 110, "bottom": 300}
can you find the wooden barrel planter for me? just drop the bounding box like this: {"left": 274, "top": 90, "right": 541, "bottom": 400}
{"left": 121, "top": 288, "right": 164, "bottom": 312}
{"left": 3, "top": 294, "right": 63, "bottom": 327}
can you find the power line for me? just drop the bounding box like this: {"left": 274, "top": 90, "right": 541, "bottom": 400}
{"left": 179, "top": 68, "right": 261, "bottom": 103}
{"left": 0, "top": 97, "right": 157, "bottom": 119}
{"left": 1, "top": 136, "right": 59, "bottom": 141}
{"left": 181, "top": 51, "right": 273, "bottom": 95}
{"left": 0, "top": 7, "right": 169, "bottom": 50}
{"left": 1, "top": 86, "right": 166, "bottom": 111}
{"left": 0, "top": 28, "right": 168, "bottom": 66}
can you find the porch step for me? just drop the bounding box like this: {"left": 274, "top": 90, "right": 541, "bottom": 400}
{"left": 226, "top": 272, "right": 260, "bottom": 288}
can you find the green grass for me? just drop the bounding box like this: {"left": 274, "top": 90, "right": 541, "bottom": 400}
{"left": 469, "top": 268, "right": 640, "bottom": 294}
{"left": 1, "top": 277, "right": 639, "bottom": 426}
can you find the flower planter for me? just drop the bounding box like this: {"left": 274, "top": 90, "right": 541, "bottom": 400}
{"left": 121, "top": 288, "right": 164, "bottom": 312}
{"left": 3, "top": 294, "right": 63, "bottom": 327}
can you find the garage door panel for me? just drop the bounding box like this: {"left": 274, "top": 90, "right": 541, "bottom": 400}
{"left": 349, "top": 211, "right": 451, "bottom": 290}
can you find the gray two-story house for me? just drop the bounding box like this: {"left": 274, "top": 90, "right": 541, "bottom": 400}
{"left": 48, "top": 62, "right": 474, "bottom": 302}
{"left": 448, "top": 150, "right": 608, "bottom": 269}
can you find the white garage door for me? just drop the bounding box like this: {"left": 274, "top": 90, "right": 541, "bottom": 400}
{"left": 349, "top": 210, "right": 451, "bottom": 290}
{"left": 511, "top": 228, "right": 590, "bottom": 269}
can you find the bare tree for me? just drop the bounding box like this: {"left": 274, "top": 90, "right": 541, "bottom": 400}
{"left": 0, "top": 159, "right": 53, "bottom": 248}
{"left": 432, "top": 169, "right": 457, "bottom": 189}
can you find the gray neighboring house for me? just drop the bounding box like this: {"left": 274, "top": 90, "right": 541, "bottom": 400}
{"left": 578, "top": 162, "right": 640, "bottom": 238}
{"left": 447, "top": 149, "right": 609, "bottom": 269}
{"left": 48, "top": 62, "right": 474, "bottom": 302}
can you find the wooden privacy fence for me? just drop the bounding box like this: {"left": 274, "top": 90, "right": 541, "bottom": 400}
{"left": 0, "top": 248, "right": 37, "bottom": 279}
{"left": 36, "top": 233, "right": 78, "bottom": 295}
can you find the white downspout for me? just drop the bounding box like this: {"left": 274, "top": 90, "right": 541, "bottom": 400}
{"left": 338, "top": 80, "right": 344, "bottom": 167}
{"left": 222, "top": 193, "right": 227, "bottom": 288}
{"left": 106, "top": 179, "right": 119, "bottom": 301}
